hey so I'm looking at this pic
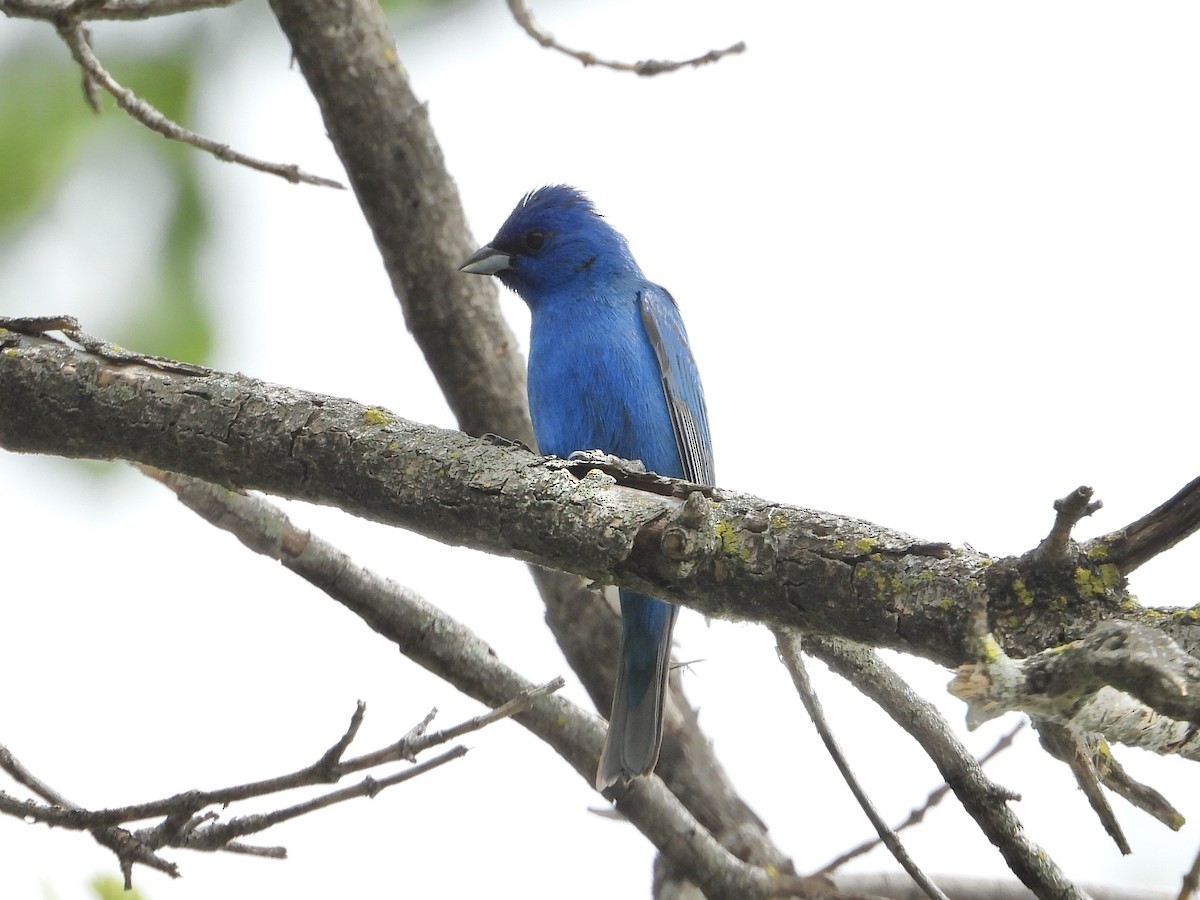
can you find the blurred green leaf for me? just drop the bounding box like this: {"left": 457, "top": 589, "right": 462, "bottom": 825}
{"left": 0, "top": 52, "right": 94, "bottom": 228}
{"left": 90, "top": 874, "right": 149, "bottom": 900}
{"left": 120, "top": 157, "right": 215, "bottom": 364}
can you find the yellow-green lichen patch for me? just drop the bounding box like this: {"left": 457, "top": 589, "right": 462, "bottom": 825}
{"left": 938, "top": 596, "right": 952, "bottom": 611}
{"left": 855, "top": 537, "right": 876, "bottom": 553}
{"left": 1087, "top": 542, "right": 1110, "bottom": 561}
{"left": 770, "top": 513, "right": 787, "bottom": 532}
{"left": 832, "top": 539, "right": 846, "bottom": 552}
{"left": 1012, "top": 578, "right": 1034, "bottom": 607}
{"left": 714, "top": 520, "right": 746, "bottom": 558}
{"left": 1048, "top": 596, "right": 1068, "bottom": 613}
{"left": 363, "top": 406, "right": 392, "bottom": 427}
{"left": 1074, "top": 564, "right": 1122, "bottom": 598}
{"left": 981, "top": 634, "right": 1004, "bottom": 663}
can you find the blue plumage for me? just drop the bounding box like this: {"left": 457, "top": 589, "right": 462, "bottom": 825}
{"left": 461, "top": 186, "right": 713, "bottom": 787}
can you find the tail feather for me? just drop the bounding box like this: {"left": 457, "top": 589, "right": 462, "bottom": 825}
{"left": 596, "top": 590, "right": 678, "bottom": 789}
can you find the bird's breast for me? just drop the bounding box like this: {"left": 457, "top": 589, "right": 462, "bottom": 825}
{"left": 527, "top": 302, "right": 683, "bottom": 478}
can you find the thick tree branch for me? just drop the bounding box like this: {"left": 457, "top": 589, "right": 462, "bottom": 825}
{"left": 267, "top": 0, "right": 532, "bottom": 444}
{"left": 1093, "top": 475, "right": 1200, "bottom": 573}
{"left": 0, "top": 0, "right": 238, "bottom": 20}
{"left": 0, "top": 324, "right": 995, "bottom": 667}
{"left": 6, "top": 323, "right": 1197, "bottom": 684}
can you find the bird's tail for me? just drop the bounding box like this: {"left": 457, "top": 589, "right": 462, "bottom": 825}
{"left": 596, "top": 590, "right": 679, "bottom": 789}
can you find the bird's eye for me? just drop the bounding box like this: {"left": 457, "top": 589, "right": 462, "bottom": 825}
{"left": 523, "top": 230, "right": 546, "bottom": 253}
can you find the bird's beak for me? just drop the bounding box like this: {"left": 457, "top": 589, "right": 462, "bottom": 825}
{"left": 459, "top": 245, "right": 513, "bottom": 275}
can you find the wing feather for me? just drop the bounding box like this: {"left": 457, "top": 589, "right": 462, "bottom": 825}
{"left": 639, "top": 289, "right": 714, "bottom": 486}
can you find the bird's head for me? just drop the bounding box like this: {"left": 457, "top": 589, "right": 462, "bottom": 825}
{"left": 460, "top": 185, "right": 638, "bottom": 304}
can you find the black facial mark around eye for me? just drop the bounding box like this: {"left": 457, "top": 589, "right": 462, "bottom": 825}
{"left": 524, "top": 230, "right": 546, "bottom": 253}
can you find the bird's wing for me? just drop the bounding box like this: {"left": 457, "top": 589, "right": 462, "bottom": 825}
{"left": 639, "top": 287, "right": 715, "bottom": 486}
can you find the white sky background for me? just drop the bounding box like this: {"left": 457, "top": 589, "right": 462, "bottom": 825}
{"left": 2, "top": 1, "right": 1199, "bottom": 897}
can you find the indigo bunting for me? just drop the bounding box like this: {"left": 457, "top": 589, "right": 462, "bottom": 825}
{"left": 460, "top": 186, "right": 714, "bottom": 788}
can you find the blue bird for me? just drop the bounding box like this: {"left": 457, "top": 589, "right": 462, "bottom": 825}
{"left": 460, "top": 186, "right": 714, "bottom": 788}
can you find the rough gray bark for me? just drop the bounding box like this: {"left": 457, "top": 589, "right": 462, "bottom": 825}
{"left": 2, "top": 325, "right": 1195, "bottom": 691}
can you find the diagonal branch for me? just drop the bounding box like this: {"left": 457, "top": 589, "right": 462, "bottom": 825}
{"left": 802, "top": 635, "right": 1086, "bottom": 900}
{"left": 776, "top": 631, "right": 949, "bottom": 900}
{"left": 815, "top": 721, "right": 1025, "bottom": 877}
{"left": 23, "top": 12, "right": 345, "bottom": 187}
{"left": 136, "top": 467, "right": 824, "bottom": 899}
{"left": 1093, "top": 475, "right": 1200, "bottom": 573}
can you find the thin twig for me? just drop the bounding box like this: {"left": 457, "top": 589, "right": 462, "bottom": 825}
{"left": 53, "top": 21, "right": 343, "bottom": 188}
{"left": 1034, "top": 720, "right": 1130, "bottom": 854}
{"left": 0, "top": 681, "right": 554, "bottom": 885}
{"left": 505, "top": 0, "right": 745, "bottom": 76}
{"left": 803, "top": 634, "right": 1088, "bottom": 900}
{"left": 816, "top": 720, "right": 1026, "bottom": 876}
{"left": 776, "top": 630, "right": 950, "bottom": 900}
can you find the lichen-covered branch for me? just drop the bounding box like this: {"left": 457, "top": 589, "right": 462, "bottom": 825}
{"left": 0, "top": 323, "right": 995, "bottom": 667}
{"left": 3, "top": 321, "right": 1195, "bottom": 680}
{"left": 951, "top": 621, "right": 1200, "bottom": 762}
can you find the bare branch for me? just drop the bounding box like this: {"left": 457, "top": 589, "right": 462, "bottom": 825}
{"left": 816, "top": 721, "right": 1025, "bottom": 876}
{"left": 1033, "top": 721, "right": 1130, "bottom": 854}
{"left": 7, "top": 10, "right": 344, "bottom": 187}
{"left": 506, "top": 0, "right": 745, "bottom": 76}
{"left": 0, "top": 0, "right": 238, "bottom": 20}
{"left": 0, "top": 683, "right": 550, "bottom": 885}
{"left": 1180, "top": 842, "right": 1200, "bottom": 900}
{"left": 135, "top": 466, "right": 812, "bottom": 899}
{"left": 1094, "top": 475, "right": 1200, "bottom": 573}
{"left": 803, "top": 635, "right": 1086, "bottom": 900}
{"left": 835, "top": 873, "right": 1173, "bottom": 900}
{"left": 776, "top": 631, "right": 950, "bottom": 900}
